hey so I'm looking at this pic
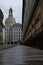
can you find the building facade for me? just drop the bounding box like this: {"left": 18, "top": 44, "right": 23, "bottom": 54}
{"left": 13, "top": 23, "right": 22, "bottom": 44}
{"left": 3, "top": 28, "right": 5, "bottom": 44}
{"left": 5, "top": 8, "right": 22, "bottom": 44}
{"left": 22, "top": 0, "right": 43, "bottom": 49}
{"left": 5, "top": 8, "right": 16, "bottom": 44}
{"left": 0, "top": 9, "right": 4, "bottom": 45}
{"left": 5, "top": 23, "right": 22, "bottom": 44}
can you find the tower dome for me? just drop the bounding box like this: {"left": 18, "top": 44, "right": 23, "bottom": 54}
{"left": 5, "top": 8, "right": 16, "bottom": 26}
{"left": 9, "top": 8, "right": 13, "bottom": 18}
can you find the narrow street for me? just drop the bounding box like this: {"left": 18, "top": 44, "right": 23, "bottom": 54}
{"left": 0, "top": 45, "right": 43, "bottom": 65}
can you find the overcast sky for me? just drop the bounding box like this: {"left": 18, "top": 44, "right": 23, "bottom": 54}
{"left": 0, "top": 0, "right": 23, "bottom": 24}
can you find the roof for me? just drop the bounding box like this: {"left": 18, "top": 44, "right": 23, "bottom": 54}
{"left": 13, "top": 23, "right": 22, "bottom": 27}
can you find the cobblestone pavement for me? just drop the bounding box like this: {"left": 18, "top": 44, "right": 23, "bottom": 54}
{"left": 0, "top": 45, "right": 43, "bottom": 65}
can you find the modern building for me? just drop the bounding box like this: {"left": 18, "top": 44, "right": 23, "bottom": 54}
{"left": 22, "top": 0, "right": 43, "bottom": 49}
{"left": 0, "top": 9, "right": 4, "bottom": 45}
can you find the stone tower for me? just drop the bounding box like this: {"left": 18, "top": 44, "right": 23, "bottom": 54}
{"left": 5, "top": 8, "right": 16, "bottom": 26}
{"left": 9, "top": 8, "right": 13, "bottom": 18}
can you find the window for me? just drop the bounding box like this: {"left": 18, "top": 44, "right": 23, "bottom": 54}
{"left": 19, "top": 29, "right": 20, "bottom": 31}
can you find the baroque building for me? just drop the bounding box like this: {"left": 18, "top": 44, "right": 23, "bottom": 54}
{"left": 5, "top": 8, "right": 16, "bottom": 44}
{"left": 5, "top": 8, "right": 16, "bottom": 26}
{"left": 5, "top": 8, "right": 22, "bottom": 44}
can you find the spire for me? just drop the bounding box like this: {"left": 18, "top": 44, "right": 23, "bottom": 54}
{"left": 9, "top": 7, "right": 13, "bottom": 18}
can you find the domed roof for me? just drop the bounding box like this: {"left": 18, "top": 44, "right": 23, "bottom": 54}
{"left": 5, "top": 17, "right": 16, "bottom": 26}
{"left": 5, "top": 8, "right": 16, "bottom": 26}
